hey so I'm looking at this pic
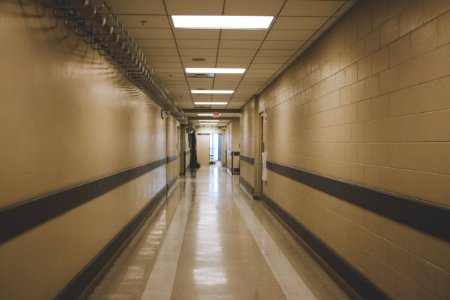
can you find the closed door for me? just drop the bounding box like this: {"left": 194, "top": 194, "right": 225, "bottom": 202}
{"left": 197, "top": 133, "right": 210, "bottom": 166}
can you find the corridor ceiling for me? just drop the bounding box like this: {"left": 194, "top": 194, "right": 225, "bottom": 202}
{"left": 106, "top": 0, "right": 356, "bottom": 115}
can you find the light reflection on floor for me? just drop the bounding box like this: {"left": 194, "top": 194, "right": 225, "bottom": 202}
{"left": 89, "top": 163, "right": 348, "bottom": 300}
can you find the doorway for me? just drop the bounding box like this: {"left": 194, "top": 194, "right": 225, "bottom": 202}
{"left": 209, "top": 133, "right": 222, "bottom": 164}
{"left": 258, "top": 113, "right": 264, "bottom": 196}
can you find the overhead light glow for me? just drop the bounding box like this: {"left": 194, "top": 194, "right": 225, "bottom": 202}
{"left": 192, "top": 90, "right": 233, "bottom": 94}
{"left": 199, "top": 120, "right": 219, "bottom": 122}
{"left": 200, "top": 123, "right": 219, "bottom": 126}
{"left": 194, "top": 102, "right": 228, "bottom": 105}
{"left": 172, "top": 15, "right": 274, "bottom": 30}
{"left": 197, "top": 113, "right": 222, "bottom": 117}
{"left": 186, "top": 68, "right": 245, "bottom": 74}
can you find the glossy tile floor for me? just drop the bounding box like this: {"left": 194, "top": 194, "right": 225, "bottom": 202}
{"left": 89, "top": 164, "right": 348, "bottom": 300}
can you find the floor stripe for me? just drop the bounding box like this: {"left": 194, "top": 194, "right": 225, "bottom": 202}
{"left": 141, "top": 189, "right": 191, "bottom": 300}
{"left": 233, "top": 190, "right": 316, "bottom": 300}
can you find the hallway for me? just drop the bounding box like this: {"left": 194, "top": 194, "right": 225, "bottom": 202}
{"left": 89, "top": 165, "right": 347, "bottom": 300}
{"left": 1, "top": 0, "right": 450, "bottom": 299}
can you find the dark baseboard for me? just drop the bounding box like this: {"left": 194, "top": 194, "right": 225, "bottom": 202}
{"left": 56, "top": 186, "right": 168, "bottom": 299}
{"left": 261, "top": 193, "right": 388, "bottom": 300}
{"left": 239, "top": 177, "right": 254, "bottom": 195}
{"left": 166, "top": 175, "right": 178, "bottom": 195}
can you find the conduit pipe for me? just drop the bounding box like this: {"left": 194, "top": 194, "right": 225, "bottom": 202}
{"left": 41, "top": 0, "right": 188, "bottom": 124}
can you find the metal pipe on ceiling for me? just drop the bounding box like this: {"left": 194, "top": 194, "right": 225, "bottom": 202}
{"left": 41, "top": 0, "right": 188, "bottom": 124}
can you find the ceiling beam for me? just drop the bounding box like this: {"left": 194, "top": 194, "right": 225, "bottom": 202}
{"left": 183, "top": 109, "right": 241, "bottom": 113}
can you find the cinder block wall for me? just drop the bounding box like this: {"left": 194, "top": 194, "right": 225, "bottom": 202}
{"left": 242, "top": 0, "right": 450, "bottom": 299}
{"left": 0, "top": 2, "right": 178, "bottom": 299}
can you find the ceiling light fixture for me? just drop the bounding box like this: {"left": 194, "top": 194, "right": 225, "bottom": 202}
{"left": 192, "top": 90, "right": 233, "bottom": 94}
{"left": 197, "top": 113, "right": 222, "bottom": 117}
{"left": 186, "top": 68, "right": 245, "bottom": 74}
{"left": 199, "top": 120, "right": 220, "bottom": 122}
{"left": 194, "top": 102, "right": 228, "bottom": 105}
{"left": 172, "top": 15, "right": 274, "bottom": 30}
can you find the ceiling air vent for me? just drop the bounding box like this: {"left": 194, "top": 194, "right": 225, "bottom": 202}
{"left": 186, "top": 73, "right": 215, "bottom": 79}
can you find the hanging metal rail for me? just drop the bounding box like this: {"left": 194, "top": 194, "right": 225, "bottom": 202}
{"left": 41, "top": 0, "right": 187, "bottom": 124}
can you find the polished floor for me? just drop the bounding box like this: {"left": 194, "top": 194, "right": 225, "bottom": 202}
{"left": 89, "top": 164, "right": 348, "bottom": 300}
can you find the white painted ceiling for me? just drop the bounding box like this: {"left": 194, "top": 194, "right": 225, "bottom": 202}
{"left": 105, "top": 0, "right": 356, "bottom": 112}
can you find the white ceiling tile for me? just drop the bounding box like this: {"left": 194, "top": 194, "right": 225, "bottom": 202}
{"left": 217, "top": 56, "right": 253, "bottom": 64}
{"left": 128, "top": 28, "right": 173, "bottom": 39}
{"left": 214, "top": 82, "right": 242, "bottom": 89}
{"left": 251, "top": 63, "right": 285, "bottom": 69}
{"left": 266, "top": 30, "right": 314, "bottom": 40}
{"left": 152, "top": 62, "right": 182, "bottom": 69}
{"left": 182, "top": 58, "right": 217, "bottom": 66}
{"left": 214, "top": 74, "right": 243, "bottom": 81}
{"left": 218, "top": 49, "right": 258, "bottom": 57}
{"left": 138, "top": 39, "right": 176, "bottom": 48}
{"left": 257, "top": 49, "right": 297, "bottom": 57}
{"left": 224, "top": 0, "right": 285, "bottom": 15}
{"left": 179, "top": 48, "right": 218, "bottom": 57}
{"left": 261, "top": 40, "right": 306, "bottom": 49}
{"left": 272, "top": 16, "right": 328, "bottom": 30}
{"left": 117, "top": 16, "right": 170, "bottom": 29}
{"left": 216, "top": 62, "right": 249, "bottom": 68}
{"left": 165, "top": 0, "right": 223, "bottom": 14}
{"left": 280, "top": 1, "right": 346, "bottom": 17}
{"left": 245, "top": 68, "right": 277, "bottom": 77}
{"left": 107, "top": 0, "right": 166, "bottom": 14}
{"left": 177, "top": 39, "right": 218, "bottom": 48}
{"left": 221, "top": 30, "right": 268, "bottom": 41}
{"left": 147, "top": 56, "right": 181, "bottom": 63}
{"left": 174, "top": 29, "right": 220, "bottom": 40}
{"left": 212, "top": 95, "right": 234, "bottom": 101}
{"left": 220, "top": 40, "right": 262, "bottom": 49}
{"left": 188, "top": 78, "right": 214, "bottom": 84}
{"left": 143, "top": 48, "right": 179, "bottom": 56}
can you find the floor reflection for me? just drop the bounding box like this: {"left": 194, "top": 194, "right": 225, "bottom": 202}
{"left": 89, "top": 163, "right": 348, "bottom": 300}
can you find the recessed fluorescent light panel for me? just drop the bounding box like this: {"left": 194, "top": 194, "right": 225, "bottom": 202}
{"left": 172, "top": 15, "right": 274, "bottom": 30}
{"left": 194, "top": 102, "right": 228, "bottom": 105}
{"left": 186, "top": 68, "right": 245, "bottom": 74}
{"left": 199, "top": 120, "right": 219, "bottom": 122}
{"left": 192, "top": 90, "right": 233, "bottom": 94}
{"left": 197, "top": 113, "right": 214, "bottom": 116}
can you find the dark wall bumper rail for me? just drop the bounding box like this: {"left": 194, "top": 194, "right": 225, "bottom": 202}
{"left": 262, "top": 193, "right": 388, "bottom": 300}
{"left": 0, "top": 158, "right": 168, "bottom": 245}
{"left": 167, "top": 154, "right": 178, "bottom": 163}
{"left": 266, "top": 161, "right": 450, "bottom": 243}
{"left": 240, "top": 154, "right": 254, "bottom": 165}
{"left": 0, "top": 155, "right": 180, "bottom": 298}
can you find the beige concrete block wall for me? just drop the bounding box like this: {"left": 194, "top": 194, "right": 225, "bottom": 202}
{"left": 253, "top": 0, "right": 450, "bottom": 299}
{"left": 0, "top": 3, "right": 176, "bottom": 299}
